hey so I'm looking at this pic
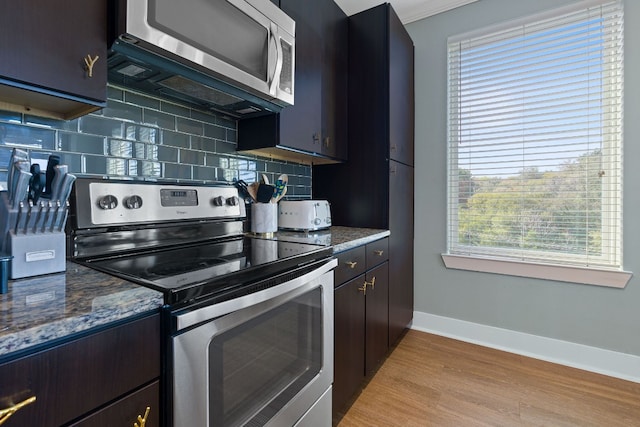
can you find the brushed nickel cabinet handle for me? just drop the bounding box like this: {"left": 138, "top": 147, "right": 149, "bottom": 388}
{"left": 358, "top": 284, "right": 367, "bottom": 295}
{"left": 134, "top": 406, "right": 151, "bottom": 427}
{"left": 84, "top": 54, "right": 99, "bottom": 78}
{"left": 0, "top": 396, "right": 36, "bottom": 426}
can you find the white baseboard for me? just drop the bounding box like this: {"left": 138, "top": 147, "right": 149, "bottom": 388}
{"left": 411, "top": 311, "right": 640, "bottom": 384}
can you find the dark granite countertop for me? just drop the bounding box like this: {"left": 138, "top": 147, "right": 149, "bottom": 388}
{"left": 0, "top": 261, "right": 163, "bottom": 359}
{"left": 273, "top": 226, "right": 390, "bottom": 253}
{"left": 0, "top": 226, "right": 385, "bottom": 361}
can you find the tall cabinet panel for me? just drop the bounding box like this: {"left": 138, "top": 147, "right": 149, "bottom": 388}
{"left": 237, "top": 0, "right": 348, "bottom": 164}
{"left": 314, "top": 2, "right": 414, "bottom": 346}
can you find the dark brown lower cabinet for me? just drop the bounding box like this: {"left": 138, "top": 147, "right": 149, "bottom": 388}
{"left": 333, "top": 239, "right": 389, "bottom": 419}
{"left": 0, "top": 313, "right": 160, "bottom": 427}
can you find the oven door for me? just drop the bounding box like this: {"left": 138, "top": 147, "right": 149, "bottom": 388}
{"left": 171, "top": 258, "right": 336, "bottom": 427}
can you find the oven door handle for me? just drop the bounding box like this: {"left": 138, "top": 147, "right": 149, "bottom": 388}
{"left": 174, "top": 257, "right": 337, "bottom": 331}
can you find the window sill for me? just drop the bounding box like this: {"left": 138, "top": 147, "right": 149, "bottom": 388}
{"left": 441, "top": 254, "right": 632, "bottom": 289}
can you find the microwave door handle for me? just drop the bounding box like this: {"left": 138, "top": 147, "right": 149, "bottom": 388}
{"left": 269, "top": 23, "right": 283, "bottom": 96}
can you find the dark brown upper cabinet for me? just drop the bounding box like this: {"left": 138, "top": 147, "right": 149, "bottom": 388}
{"left": 0, "top": 0, "right": 107, "bottom": 120}
{"left": 237, "top": 0, "right": 348, "bottom": 165}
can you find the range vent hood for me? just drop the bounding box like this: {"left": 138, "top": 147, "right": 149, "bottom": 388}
{"left": 108, "top": 0, "right": 295, "bottom": 119}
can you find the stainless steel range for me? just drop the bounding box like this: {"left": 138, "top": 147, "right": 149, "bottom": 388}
{"left": 68, "top": 178, "right": 336, "bottom": 427}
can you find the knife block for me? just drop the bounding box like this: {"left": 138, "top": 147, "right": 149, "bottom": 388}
{"left": 0, "top": 192, "right": 67, "bottom": 279}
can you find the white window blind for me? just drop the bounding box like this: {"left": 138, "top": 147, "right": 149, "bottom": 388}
{"left": 447, "top": 0, "right": 623, "bottom": 270}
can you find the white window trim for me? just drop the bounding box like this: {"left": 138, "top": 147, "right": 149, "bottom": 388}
{"left": 441, "top": 254, "right": 632, "bottom": 288}
{"left": 444, "top": 0, "right": 627, "bottom": 285}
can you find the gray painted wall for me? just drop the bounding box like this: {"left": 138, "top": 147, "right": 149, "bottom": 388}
{"left": 407, "top": 0, "right": 640, "bottom": 356}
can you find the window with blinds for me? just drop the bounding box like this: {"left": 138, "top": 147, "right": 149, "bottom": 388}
{"left": 446, "top": 0, "right": 623, "bottom": 271}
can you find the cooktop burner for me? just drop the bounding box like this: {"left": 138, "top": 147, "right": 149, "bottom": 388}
{"left": 84, "top": 235, "right": 332, "bottom": 306}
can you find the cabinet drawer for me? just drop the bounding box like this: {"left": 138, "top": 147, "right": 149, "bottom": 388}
{"left": 366, "top": 238, "right": 389, "bottom": 268}
{"left": 70, "top": 381, "right": 160, "bottom": 427}
{"left": 0, "top": 313, "right": 160, "bottom": 427}
{"left": 334, "top": 246, "right": 366, "bottom": 285}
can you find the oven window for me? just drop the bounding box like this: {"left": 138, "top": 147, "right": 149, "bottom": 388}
{"left": 209, "top": 287, "right": 322, "bottom": 427}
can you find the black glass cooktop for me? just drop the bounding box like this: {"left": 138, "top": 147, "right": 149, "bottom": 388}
{"left": 85, "top": 236, "right": 333, "bottom": 306}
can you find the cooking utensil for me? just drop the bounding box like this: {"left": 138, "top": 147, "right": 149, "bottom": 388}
{"left": 28, "top": 163, "right": 45, "bottom": 203}
{"left": 247, "top": 182, "right": 259, "bottom": 202}
{"left": 261, "top": 173, "right": 270, "bottom": 185}
{"left": 271, "top": 174, "right": 288, "bottom": 203}
{"left": 23, "top": 200, "right": 33, "bottom": 234}
{"left": 50, "top": 201, "right": 61, "bottom": 232}
{"left": 7, "top": 148, "right": 28, "bottom": 197}
{"left": 13, "top": 168, "right": 32, "bottom": 209}
{"left": 14, "top": 201, "right": 23, "bottom": 234}
{"left": 57, "top": 173, "right": 76, "bottom": 206}
{"left": 256, "top": 183, "right": 275, "bottom": 203}
{"left": 44, "top": 154, "right": 61, "bottom": 197}
{"left": 234, "top": 180, "right": 253, "bottom": 201}
{"left": 49, "top": 164, "right": 68, "bottom": 202}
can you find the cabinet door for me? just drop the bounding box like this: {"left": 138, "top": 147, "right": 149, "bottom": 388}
{"left": 0, "top": 314, "right": 160, "bottom": 427}
{"left": 365, "top": 262, "right": 389, "bottom": 375}
{"left": 279, "top": 0, "right": 323, "bottom": 154}
{"left": 0, "top": 0, "right": 107, "bottom": 102}
{"left": 388, "top": 161, "right": 414, "bottom": 345}
{"left": 69, "top": 381, "right": 160, "bottom": 427}
{"left": 320, "top": 0, "right": 348, "bottom": 160}
{"left": 333, "top": 276, "right": 366, "bottom": 416}
{"left": 388, "top": 5, "right": 415, "bottom": 167}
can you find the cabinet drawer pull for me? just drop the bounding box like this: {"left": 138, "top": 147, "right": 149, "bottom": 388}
{"left": 357, "top": 284, "right": 367, "bottom": 295}
{"left": 0, "top": 396, "right": 36, "bottom": 426}
{"left": 365, "top": 276, "right": 376, "bottom": 289}
{"left": 373, "top": 250, "right": 384, "bottom": 256}
{"left": 134, "top": 406, "right": 151, "bottom": 427}
{"left": 345, "top": 261, "right": 358, "bottom": 269}
{"left": 84, "top": 54, "right": 99, "bottom": 77}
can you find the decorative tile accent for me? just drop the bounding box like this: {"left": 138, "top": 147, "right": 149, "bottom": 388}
{"left": 0, "top": 86, "right": 312, "bottom": 198}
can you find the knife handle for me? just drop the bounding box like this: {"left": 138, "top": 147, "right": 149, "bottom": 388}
{"left": 44, "top": 155, "right": 61, "bottom": 196}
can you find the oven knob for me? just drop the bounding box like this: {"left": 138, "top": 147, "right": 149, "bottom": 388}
{"left": 226, "top": 196, "right": 239, "bottom": 206}
{"left": 98, "top": 195, "right": 118, "bottom": 210}
{"left": 124, "top": 195, "right": 143, "bottom": 209}
{"left": 212, "top": 196, "right": 226, "bottom": 206}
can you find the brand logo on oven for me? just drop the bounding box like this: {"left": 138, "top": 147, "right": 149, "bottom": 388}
{"left": 176, "top": 210, "right": 188, "bottom": 215}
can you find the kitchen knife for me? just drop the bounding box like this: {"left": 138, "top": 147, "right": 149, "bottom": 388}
{"left": 13, "top": 168, "right": 32, "bottom": 209}
{"left": 41, "top": 201, "right": 53, "bottom": 233}
{"left": 23, "top": 200, "right": 33, "bottom": 234}
{"left": 31, "top": 201, "right": 46, "bottom": 234}
{"left": 58, "top": 200, "right": 70, "bottom": 232}
{"left": 14, "top": 201, "right": 23, "bottom": 234}
{"left": 50, "top": 200, "right": 61, "bottom": 233}
{"left": 56, "top": 173, "right": 76, "bottom": 206}
{"left": 28, "top": 163, "right": 45, "bottom": 203}
{"left": 43, "top": 155, "right": 61, "bottom": 197}
{"left": 49, "top": 164, "right": 68, "bottom": 202}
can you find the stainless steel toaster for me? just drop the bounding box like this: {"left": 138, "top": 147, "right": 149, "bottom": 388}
{"left": 278, "top": 200, "right": 332, "bottom": 231}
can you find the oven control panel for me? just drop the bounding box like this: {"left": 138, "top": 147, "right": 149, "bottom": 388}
{"left": 73, "top": 179, "right": 244, "bottom": 228}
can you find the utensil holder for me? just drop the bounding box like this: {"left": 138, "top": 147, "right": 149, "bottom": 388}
{"left": 0, "top": 192, "right": 68, "bottom": 279}
{"left": 251, "top": 203, "right": 278, "bottom": 236}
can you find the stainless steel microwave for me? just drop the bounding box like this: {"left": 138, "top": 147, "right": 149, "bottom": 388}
{"left": 108, "top": 0, "right": 295, "bottom": 117}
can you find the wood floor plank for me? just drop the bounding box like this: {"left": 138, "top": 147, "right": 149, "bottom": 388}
{"left": 336, "top": 330, "right": 640, "bottom": 426}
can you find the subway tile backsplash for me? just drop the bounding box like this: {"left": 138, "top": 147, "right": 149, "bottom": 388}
{"left": 0, "top": 85, "right": 312, "bottom": 198}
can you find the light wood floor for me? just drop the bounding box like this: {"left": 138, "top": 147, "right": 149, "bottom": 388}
{"left": 336, "top": 330, "right": 640, "bottom": 426}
